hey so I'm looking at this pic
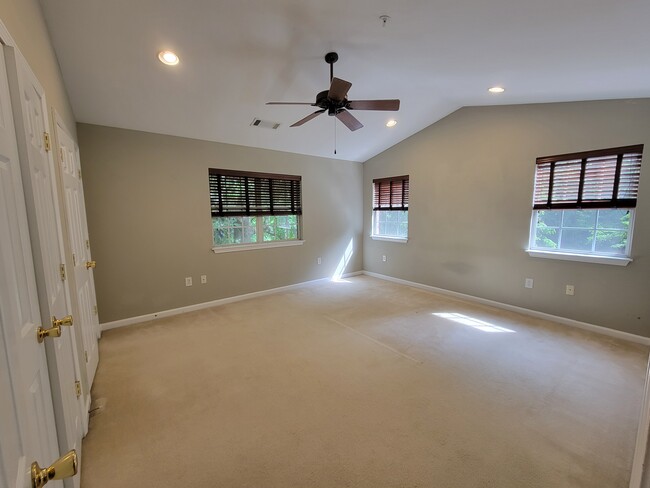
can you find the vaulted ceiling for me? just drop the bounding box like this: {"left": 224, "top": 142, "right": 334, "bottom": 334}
{"left": 40, "top": 0, "right": 650, "bottom": 162}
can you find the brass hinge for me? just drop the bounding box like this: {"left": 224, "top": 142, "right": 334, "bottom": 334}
{"left": 72, "top": 253, "right": 76, "bottom": 266}
{"left": 85, "top": 239, "right": 90, "bottom": 249}
{"left": 93, "top": 305, "right": 98, "bottom": 315}
{"left": 74, "top": 380, "right": 81, "bottom": 398}
{"left": 43, "top": 132, "right": 51, "bottom": 152}
{"left": 84, "top": 351, "right": 88, "bottom": 363}
{"left": 59, "top": 263, "right": 66, "bottom": 281}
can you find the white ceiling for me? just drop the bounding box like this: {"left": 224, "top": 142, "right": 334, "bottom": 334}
{"left": 40, "top": 0, "right": 650, "bottom": 162}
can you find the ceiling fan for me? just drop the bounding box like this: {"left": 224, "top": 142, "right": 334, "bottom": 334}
{"left": 266, "top": 52, "right": 400, "bottom": 131}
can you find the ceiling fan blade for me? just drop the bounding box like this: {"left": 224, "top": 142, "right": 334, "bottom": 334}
{"left": 328, "top": 77, "right": 352, "bottom": 102}
{"left": 347, "top": 99, "right": 400, "bottom": 111}
{"left": 290, "top": 109, "right": 326, "bottom": 127}
{"left": 335, "top": 109, "right": 363, "bottom": 131}
{"left": 266, "top": 102, "right": 315, "bottom": 105}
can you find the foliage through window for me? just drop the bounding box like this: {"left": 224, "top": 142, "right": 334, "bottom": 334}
{"left": 372, "top": 175, "right": 409, "bottom": 240}
{"left": 529, "top": 145, "right": 643, "bottom": 259}
{"left": 209, "top": 169, "right": 302, "bottom": 248}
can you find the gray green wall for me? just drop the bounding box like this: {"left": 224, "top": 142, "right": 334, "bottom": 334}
{"left": 77, "top": 124, "right": 363, "bottom": 323}
{"left": 0, "top": 0, "right": 76, "bottom": 135}
{"left": 363, "top": 99, "right": 650, "bottom": 337}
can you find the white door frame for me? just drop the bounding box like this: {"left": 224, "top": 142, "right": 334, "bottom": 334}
{"left": 0, "top": 17, "right": 84, "bottom": 488}
{"left": 0, "top": 30, "right": 64, "bottom": 488}
{"left": 53, "top": 108, "right": 98, "bottom": 409}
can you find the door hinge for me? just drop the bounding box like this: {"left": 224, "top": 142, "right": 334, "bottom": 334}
{"left": 78, "top": 169, "right": 82, "bottom": 179}
{"left": 74, "top": 380, "right": 81, "bottom": 398}
{"left": 84, "top": 351, "right": 88, "bottom": 363}
{"left": 72, "top": 253, "right": 76, "bottom": 266}
{"left": 85, "top": 239, "right": 90, "bottom": 249}
{"left": 59, "top": 263, "right": 66, "bottom": 281}
{"left": 93, "top": 305, "right": 98, "bottom": 315}
{"left": 43, "top": 132, "right": 51, "bottom": 152}
{"left": 59, "top": 147, "right": 65, "bottom": 163}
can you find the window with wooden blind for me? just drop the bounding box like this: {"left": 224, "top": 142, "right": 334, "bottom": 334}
{"left": 372, "top": 175, "right": 409, "bottom": 241}
{"left": 528, "top": 145, "right": 643, "bottom": 264}
{"left": 209, "top": 169, "right": 303, "bottom": 251}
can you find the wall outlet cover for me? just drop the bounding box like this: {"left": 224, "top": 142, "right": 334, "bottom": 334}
{"left": 185, "top": 277, "right": 192, "bottom": 286}
{"left": 200, "top": 275, "right": 207, "bottom": 284}
{"left": 525, "top": 278, "right": 534, "bottom": 289}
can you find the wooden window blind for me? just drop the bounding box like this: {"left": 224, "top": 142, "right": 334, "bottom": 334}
{"left": 373, "top": 175, "right": 409, "bottom": 211}
{"left": 533, "top": 145, "right": 643, "bottom": 210}
{"left": 209, "top": 168, "right": 302, "bottom": 217}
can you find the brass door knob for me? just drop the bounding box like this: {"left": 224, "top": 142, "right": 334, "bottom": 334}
{"left": 52, "top": 315, "right": 73, "bottom": 327}
{"left": 37, "top": 325, "right": 61, "bottom": 343}
{"left": 85, "top": 260, "right": 96, "bottom": 269}
{"left": 31, "top": 449, "right": 78, "bottom": 488}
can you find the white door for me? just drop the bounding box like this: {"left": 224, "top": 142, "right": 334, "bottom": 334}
{"left": 0, "top": 44, "right": 66, "bottom": 488}
{"left": 4, "top": 45, "right": 83, "bottom": 488}
{"left": 56, "top": 114, "right": 100, "bottom": 387}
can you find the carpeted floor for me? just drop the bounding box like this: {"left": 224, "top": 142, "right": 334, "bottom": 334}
{"left": 81, "top": 276, "right": 648, "bottom": 487}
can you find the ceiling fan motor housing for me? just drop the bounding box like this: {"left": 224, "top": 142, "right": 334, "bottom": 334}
{"left": 315, "top": 90, "right": 346, "bottom": 115}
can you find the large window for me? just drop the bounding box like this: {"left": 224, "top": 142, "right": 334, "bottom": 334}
{"left": 372, "top": 175, "right": 409, "bottom": 241}
{"left": 209, "top": 169, "right": 302, "bottom": 250}
{"left": 528, "top": 145, "right": 643, "bottom": 263}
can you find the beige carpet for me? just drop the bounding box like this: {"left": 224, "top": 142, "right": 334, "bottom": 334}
{"left": 82, "top": 276, "right": 648, "bottom": 487}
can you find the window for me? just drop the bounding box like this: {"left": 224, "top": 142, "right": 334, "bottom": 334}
{"left": 372, "top": 175, "right": 409, "bottom": 241}
{"left": 209, "top": 169, "right": 302, "bottom": 251}
{"left": 528, "top": 145, "right": 643, "bottom": 264}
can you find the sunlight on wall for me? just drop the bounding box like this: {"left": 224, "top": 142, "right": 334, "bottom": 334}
{"left": 332, "top": 238, "right": 354, "bottom": 282}
{"left": 433, "top": 312, "right": 515, "bottom": 333}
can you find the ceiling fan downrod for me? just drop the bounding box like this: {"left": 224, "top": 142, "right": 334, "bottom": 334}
{"left": 324, "top": 52, "right": 338, "bottom": 82}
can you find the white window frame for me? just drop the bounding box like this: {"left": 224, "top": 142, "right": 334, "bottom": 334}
{"left": 371, "top": 209, "right": 409, "bottom": 243}
{"left": 212, "top": 215, "right": 303, "bottom": 254}
{"left": 526, "top": 208, "right": 635, "bottom": 266}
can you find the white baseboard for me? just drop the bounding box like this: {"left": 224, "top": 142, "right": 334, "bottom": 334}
{"left": 362, "top": 271, "right": 650, "bottom": 346}
{"left": 100, "top": 271, "right": 363, "bottom": 331}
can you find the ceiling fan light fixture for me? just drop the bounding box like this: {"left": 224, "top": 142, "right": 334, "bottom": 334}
{"left": 386, "top": 119, "right": 398, "bottom": 127}
{"left": 488, "top": 86, "right": 505, "bottom": 94}
{"left": 158, "top": 50, "right": 179, "bottom": 66}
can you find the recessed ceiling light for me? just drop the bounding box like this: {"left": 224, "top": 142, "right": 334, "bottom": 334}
{"left": 488, "top": 86, "right": 505, "bottom": 94}
{"left": 386, "top": 119, "right": 398, "bottom": 127}
{"left": 158, "top": 51, "right": 179, "bottom": 66}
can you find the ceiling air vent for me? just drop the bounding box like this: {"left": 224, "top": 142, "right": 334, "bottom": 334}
{"left": 250, "top": 118, "right": 280, "bottom": 130}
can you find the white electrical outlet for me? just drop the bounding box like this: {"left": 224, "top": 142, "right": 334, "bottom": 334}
{"left": 565, "top": 284, "right": 575, "bottom": 296}
{"left": 185, "top": 277, "right": 192, "bottom": 287}
{"left": 200, "top": 275, "right": 207, "bottom": 284}
{"left": 525, "top": 278, "right": 534, "bottom": 289}
{"left": 317, "top": 257, "right": 322, "bottom": 265}
{"left": 382, "top": 255, "right": 387, "bottom": 262}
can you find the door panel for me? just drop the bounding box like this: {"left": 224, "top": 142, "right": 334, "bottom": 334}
{"left": 0, "top": 44, "right": 62, "bottom": 488}
{"left": 5, "top": 45, "right": 82, "bottom": 488}
{"left": 57, "top": 116, "right": 99, "bottom": 387}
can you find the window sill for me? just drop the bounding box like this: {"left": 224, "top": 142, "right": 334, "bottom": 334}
{"left": 526, "top": 249, "right": 632, "bottom": 266}
{"left": 213, "top": 240, "right": 304, "bottom": 254}
{"left": 371, "top": 235, "right": 408, "bottom": 244}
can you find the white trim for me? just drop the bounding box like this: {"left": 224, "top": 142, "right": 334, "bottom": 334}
{"left": 370, "top": 235, "right": 408, "bottom": 243}
{"left": 362, "top": 270, "right": 650, "bottom": 345}
{"left": 100, "top": 271, "right": 362, "bottom": 331}
{"left": 526, "top": 249, "right": 632, "bottom": 266}
{"left": 212, "top": 239, "right": 304, "bottom": 254}
{"left": 630, "top": 356, "right": 650, "bottom": 488}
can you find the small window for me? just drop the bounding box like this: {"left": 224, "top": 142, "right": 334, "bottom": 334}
{"left": 372, "top": 175, "right": 409, "bottom": 241}
{"left": 528, "top": 145, "right": 643, "bottom": 261}
{"left": 209, "top": 169, "right": 302, "bottom": 249}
